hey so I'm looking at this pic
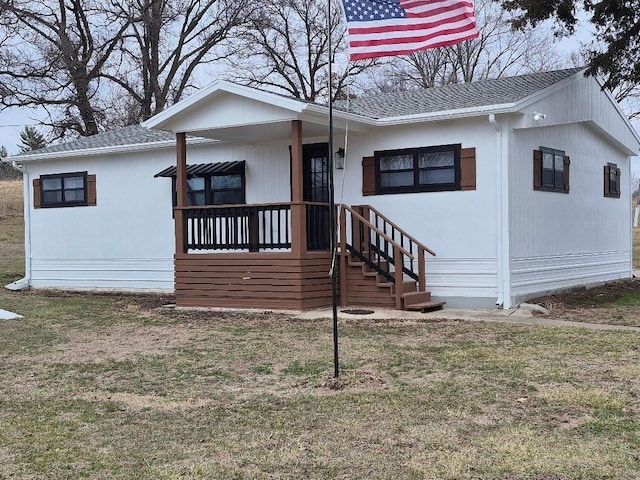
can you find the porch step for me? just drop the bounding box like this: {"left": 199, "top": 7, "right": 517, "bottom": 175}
{"left": 404, "top": 300, "right": 446, "bottom": 312}
{"left": 392, "top": 281, "right": 418, "bottom": 295}
{"left": 402, "top": 291, "right": 432, "bottom": 305}
{"left": 403, "top": 291, "right": 446, "bottom": 312}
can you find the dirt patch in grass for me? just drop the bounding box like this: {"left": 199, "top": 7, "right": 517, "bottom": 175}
{"left": 529, "top": 278, "right": 640, "bottom": 326}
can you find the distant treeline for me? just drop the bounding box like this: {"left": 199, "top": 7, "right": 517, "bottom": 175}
{"left": 0, "top": 162, "right": 22, "bottom": 180}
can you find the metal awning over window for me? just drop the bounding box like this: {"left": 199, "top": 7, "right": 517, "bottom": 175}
{"left": 154, "top": 160, "right": 245, "bottom": 178}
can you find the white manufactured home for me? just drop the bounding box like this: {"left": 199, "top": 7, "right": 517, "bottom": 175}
{"left": 7, "top": 68, "right": 639, "bottom": 310}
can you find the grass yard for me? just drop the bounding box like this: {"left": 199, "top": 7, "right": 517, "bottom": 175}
{"left": 0, "top": 180, "right": 24, "bottom": 285}
{"left": 531, "top": 279, "right": 640, "bottom": 327}
{"left": 1, "top": 179, "right": 640, "bottom": 478}
{"left": 0, "top": 290, "right": 639, "bottom": 479}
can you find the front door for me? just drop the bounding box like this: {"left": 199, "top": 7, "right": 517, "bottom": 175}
{"left": 303, "top": 143, "right": 330, "bottom": 250}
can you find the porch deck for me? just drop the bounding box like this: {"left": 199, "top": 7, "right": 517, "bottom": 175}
{"left": 173, "top": 202, "right": 443, "bottom": 312}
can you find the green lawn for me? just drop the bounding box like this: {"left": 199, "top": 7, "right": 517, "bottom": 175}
{"left": 0, "top": 290, "right": 639, "bottom": 479}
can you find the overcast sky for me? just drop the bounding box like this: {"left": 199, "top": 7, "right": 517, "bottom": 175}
{"left": 1, "top": 23, "right": 638, "bottom": 176}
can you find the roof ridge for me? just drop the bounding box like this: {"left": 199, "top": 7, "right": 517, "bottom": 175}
{"left": 347, "top": 67, "right": 584, "bottom": 103}
{"left": 337, "top": 67, "right": 584, "bottom": 119}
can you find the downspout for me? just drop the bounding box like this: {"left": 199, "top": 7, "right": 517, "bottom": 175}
{"left": 5, "top": 161, "right": 31, "bottom": 291}
{"left": 489, "top": 114, "right": 512, "bottom": 308}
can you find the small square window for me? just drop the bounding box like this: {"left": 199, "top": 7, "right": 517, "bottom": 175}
{"left": 534, "top": 147, "right": 569, "bottom": 194}
{"left": 40, "top": 172, "right": 87, "bottom": 207}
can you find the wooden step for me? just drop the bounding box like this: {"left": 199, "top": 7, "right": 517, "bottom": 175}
{"left": 392, "top": 281, "right": 417, "bottom": 295}
{"left": 402, "top": 290, "right": 432, "bottom": 306}
{"left": 404, "top": 300, "right": 446, "bottom": 312}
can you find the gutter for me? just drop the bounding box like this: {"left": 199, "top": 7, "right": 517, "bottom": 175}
{"left": 7, "top": 136, "right": 216, "bottom": 163}
{"left": 4, "top": 161, "right": 30, "bottom": 291}
{"left": 489, "top": 114, "right": 512, "bottom": 309}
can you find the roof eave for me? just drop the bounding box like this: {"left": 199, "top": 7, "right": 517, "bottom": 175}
{"left": 143, "top": 81, "right": 310, "bottom": 132}
{"left": 8, "top": 137, "right": 215, "bottom": 163}
{"left": 374, "top": 103, "right": 518, "bottom": 125}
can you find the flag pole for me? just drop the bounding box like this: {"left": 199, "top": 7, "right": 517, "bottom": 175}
{"left": 327, "top": 0, "right": 339, "bottom": 379}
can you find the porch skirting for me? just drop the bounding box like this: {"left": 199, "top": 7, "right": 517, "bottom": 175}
{"left": 174, "top": 252, "right": 334, "bottom": 310}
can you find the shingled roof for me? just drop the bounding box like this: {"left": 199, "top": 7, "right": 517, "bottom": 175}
{"left": 17, "top": 68, "right": 584, "bottom": 158}
{"left": 23, "top": 124, "right": 175, "bottom": 156}
{"left": 336, "top": 68, "right": 583, "bottom": 118}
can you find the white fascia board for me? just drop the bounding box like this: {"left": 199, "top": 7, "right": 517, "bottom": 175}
{"left": 582, "top": 120, "right": 638, "bottom": 156}
{"left": 374, "top": 103, "right": 517, "bottom": 125}
{"left": 304, "top": 103, "right": 377, "bottom": 125}
{"left": 8, "top": 137, "right": 216, "bottom": 163}
{"left": 301, "top": 105, "right": 376, "bottom": 132}
{"left": 143, "top": 81, "right": 308, "bottom": 131}
{"left": 594, "top": 76, "right": 640, "bottom": 147}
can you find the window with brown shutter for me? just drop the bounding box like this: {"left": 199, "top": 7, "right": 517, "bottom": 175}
{"left": 460, "top": 147, "right": 476, "bottom": 191}
{"left": 34, "top": 172, "right": 96, "bottom": 208}
{"left": 533, "top": 147, "right": 570, "bottom": 194}
{"left": 362, "top": 156, "right": 376, "bottom": 196}
{"left": 362, "top": 144, "right": 476, "bottom": 195}
{"left": 604, "top": 163, "right": 621, "bottom": 198}
{"left": 33, "top": 178, "right": 42, "bottom": 208}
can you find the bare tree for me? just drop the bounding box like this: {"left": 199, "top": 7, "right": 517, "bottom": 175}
{"left": 105, "top": 0, "right": 249, "bottom": 122}
{"left": 228, "top": 0, "right": 374, "bottom": 102}
{"left": 383, "top": 0, "right": 565, "bottom": 91}
{"left": 0, "top": 0, "right": 131, "bottom": 137}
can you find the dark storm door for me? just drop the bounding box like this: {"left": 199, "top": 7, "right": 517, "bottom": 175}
{"left": 303, "top": 143, "right": 330, "bottom": 251}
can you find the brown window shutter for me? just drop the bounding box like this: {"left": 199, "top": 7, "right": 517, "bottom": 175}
{"left": 33, "top": 178, "right": 42, "bottom": 208}
{"left": 533, "top": 150, "right": 542, "bottom": 190}
{"left": 460, "top": 147, "right": 476, "bottom": 191}
{"left": 615, "top": 168, "right": 621, "bottom": 198}
{"left": 87, "top": 174, "right": 97, "bottom": 206}
{"left": 603, "top": 165, "right": 611, "bottom": 197}
{"left": 563, "top": 156, "right": 570, "bottom": 193}
{"left": 362, "top": 156, "right": 376, "bottom": 196}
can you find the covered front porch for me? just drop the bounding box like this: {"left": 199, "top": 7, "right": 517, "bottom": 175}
{"left": 145, "top": 81, "right": 441, "bottom": 311}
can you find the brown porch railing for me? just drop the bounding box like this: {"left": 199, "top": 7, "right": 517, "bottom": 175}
{"left": 181, "top": 203, "right": 291, "bottom": 251}
{"left": 176, "top": 202, "right": 332, "bottom": 253}
{"left": 340, "top": 204, "right": 436, "bottom": 309}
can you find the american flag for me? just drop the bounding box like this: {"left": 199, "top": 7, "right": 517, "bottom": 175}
{"left": 341, "top": 0, "right": 479, "bottom": 60}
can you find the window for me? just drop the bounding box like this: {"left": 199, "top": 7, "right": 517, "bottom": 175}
{"left": 39, "top": 172, "right": 88, "bottom": 207}
{"left": 375, "top": 144, "right": 461, "bottom": 194}
{"left": 604, "top": 163, "right": 621, "bottom": 198}
{"left": 172, "top": 172, "right": 245, "bottom": 206}
{"left": 156, "top": 161, "right": 246, "bottom": 207}
{"left": 533, "top": 147, "right": 570, "bottom": 193}
{"left": 211, "top": 173, "right": 244, "bottom": 204}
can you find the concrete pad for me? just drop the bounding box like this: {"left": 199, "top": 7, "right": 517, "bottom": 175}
{"left": 294, "top": 306, "right": 640, "bottom": 332}
{"left": 0, "top": 309, "right": 23, "bottom": 320}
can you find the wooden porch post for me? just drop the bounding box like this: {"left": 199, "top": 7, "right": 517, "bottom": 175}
{"left": 290, "top": 120, "right": 307, "bottom": 255}
{"left": 175, "top": 132, "right": 187, "bottom": 255}
{"left": 339, "top": 205, "right": 348, "bottom": 306}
